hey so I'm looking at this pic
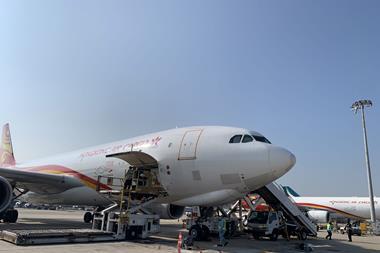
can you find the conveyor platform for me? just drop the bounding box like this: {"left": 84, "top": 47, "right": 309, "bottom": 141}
{"left": 0, "top": 228, "right": 118, "bottom": 245}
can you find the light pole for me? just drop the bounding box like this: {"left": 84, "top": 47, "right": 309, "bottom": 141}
{"left": 351, "top": 99, "right": 377, "bottom": 230}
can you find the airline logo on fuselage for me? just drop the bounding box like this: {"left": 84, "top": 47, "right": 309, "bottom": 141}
{"left": 329, "top": 200, "right": 378, "bottom": 205}
{"left": 79, "top": 136, "right": 162, "bottom": 160}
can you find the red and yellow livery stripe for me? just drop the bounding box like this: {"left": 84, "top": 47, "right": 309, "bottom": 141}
{"left": 297, "top": 202, "right": 365, "bottom": 219}
{"left": 25, "top": 165, "right": 112, "bottom": 190}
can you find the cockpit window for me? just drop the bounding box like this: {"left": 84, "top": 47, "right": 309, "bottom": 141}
{"left": 229, "top": 135, "right": 242, "bottom": 143}
{"left": 242, "top": 135, "right": 254, "bottom": 143}
{"left": 250, "top": 131, "right": 272, "bottom": 144}
{"left": 252, "top": 135, "right": 271, "bottom": 144}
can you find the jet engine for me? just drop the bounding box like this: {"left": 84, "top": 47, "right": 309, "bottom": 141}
{"left": 307, "top": 210, "right": 330, "bottom": 223}
{"left": 0, "top": 176, "right": 13, "bottom": 213}
{"left": 145, "top": 203, "right": 185, "bottom": 219}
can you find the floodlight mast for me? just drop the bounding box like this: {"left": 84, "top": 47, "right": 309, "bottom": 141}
{"left": 351, "top": 99, "right": 377, "bottom": 228}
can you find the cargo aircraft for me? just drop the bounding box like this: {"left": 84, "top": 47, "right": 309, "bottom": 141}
{"left": 0, "top": 123, "right": 295, "bottom": 223}
{"left": 283, "top": 186, "right": 380, "bottom": 223}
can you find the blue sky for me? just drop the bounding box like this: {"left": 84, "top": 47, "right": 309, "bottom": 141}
{"left": 0, "top": 1, "right": 379, "bottom": 196}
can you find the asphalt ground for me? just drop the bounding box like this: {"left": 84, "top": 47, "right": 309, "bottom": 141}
{"left": 0, "top": 209, "right": 379, "bottom": 253}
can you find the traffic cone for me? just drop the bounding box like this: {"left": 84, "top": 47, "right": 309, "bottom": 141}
{"left": 177, "top": 232, "right": 182, "bottom": 253}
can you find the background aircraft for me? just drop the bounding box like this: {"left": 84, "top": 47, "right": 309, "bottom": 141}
{"left": 283, "top": 186, "right": 380, "bottom": 223}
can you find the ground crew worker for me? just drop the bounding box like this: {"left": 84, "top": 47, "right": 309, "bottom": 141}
{"left": 218, "top": 218, "right": 228, "bottom": 247}
{"left": 345, "top": 222, "right": 353, "bottom": 242}
{"left": 325, "top": 221, "right": 333, "bottom": 240}
{"left": 280, "top": 213, "right": 289, "bottom": 241}
{"left": 124, "top": 176, "right": 132, "bottom": 191}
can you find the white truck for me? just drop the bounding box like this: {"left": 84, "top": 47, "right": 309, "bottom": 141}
{"left": 246, "top": 210, "right": 306, "bottom": 241}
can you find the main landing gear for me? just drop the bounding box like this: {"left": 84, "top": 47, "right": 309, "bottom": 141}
{"left": 84, "top": 211, "right": 93, "bottom": 223}
{"left": 83, "top": 206, "right": 105, "bottom": 223}
{"left": 0, "top": 187, "right": 26, "bottom": 223}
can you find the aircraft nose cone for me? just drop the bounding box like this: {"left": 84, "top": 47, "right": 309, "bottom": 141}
{"left": 269, "top": 146, "right": 296, "bottom": 177}
{"left": 289, "top": 153, "right": 296, "bottom": 168}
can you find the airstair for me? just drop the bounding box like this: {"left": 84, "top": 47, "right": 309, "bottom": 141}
{"left": 254, "top": 182, "right": 317, "bottom": 238}
{"left": 185, "top": 182, "right": 317, "bottom": 241}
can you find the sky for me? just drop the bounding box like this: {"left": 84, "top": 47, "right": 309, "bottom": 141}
{"left": 0, "top": 0, "right": 379, "bottom": 196}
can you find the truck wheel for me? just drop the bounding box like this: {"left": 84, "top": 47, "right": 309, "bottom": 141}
{"left": 189, "top": 225, "right": 202, "bottom": 241}
{"left": 270, "top": 230, "right": 279, "bottom": 241}
{"left": 298, "top": 230, "right": 307, "bottom": 241}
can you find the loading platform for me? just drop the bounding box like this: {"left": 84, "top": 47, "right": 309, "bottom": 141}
{"left": 0, "top": 228, "right": 117, "bottom": 245}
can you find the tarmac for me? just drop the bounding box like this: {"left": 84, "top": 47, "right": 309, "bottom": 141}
{"left": 0, "top": 209, "right": 379, "bottom": 253}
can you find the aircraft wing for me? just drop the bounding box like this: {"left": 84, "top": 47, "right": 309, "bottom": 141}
{"left": 0, "top": 167, "right": 83, "bottom": 194}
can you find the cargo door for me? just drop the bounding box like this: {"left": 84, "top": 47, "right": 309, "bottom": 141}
{"left": 178, "top": 129, "right": 203, "bottom": 160}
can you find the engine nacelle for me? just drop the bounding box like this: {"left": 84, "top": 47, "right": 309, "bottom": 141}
{"left": 0, "top": 176, "right": 13, "bottom": 213}
{"left": 307, "top": 210, "right": 330, "bottom": 223}
{"left": 145, "top": 203, "right": 185, "bottom": 219}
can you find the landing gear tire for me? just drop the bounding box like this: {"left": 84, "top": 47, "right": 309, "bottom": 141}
{"left": 83, "top": 212, "right": 93, "bottom": 223}
{"left": 189, "top": 225, "right": 202, "bottom": 241}
{"left": 2, "top": 209, "right": 18, "bottom": 223}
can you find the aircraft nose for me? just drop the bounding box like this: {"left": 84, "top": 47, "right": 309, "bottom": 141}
{"left": 269, "top": 146, "right": 296, "bottom": 177}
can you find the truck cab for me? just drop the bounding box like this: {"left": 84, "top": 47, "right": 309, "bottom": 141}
{"left": 246, "top": 210, "right": 308, "bottom": 241}
{"left": 247, "top": 210, "right": 281, "bottom": 240}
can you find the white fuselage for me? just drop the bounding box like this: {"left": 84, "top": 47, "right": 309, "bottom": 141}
{"left": 293, "top": 196, "right": 380, "bottom": 220}
{"left": 20, "top": 126, "right": 295, "bottom": 207}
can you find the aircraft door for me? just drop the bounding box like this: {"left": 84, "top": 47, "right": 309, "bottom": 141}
{"left": 178, "top": 129, "right": 203, "bottom": 160}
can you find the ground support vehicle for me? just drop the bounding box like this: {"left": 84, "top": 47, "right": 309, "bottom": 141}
{"left": 246, "top": 210, "right": 306, "bottom": 240}
{"left": 186, "top": 206, "right": 238, "bottom": 241}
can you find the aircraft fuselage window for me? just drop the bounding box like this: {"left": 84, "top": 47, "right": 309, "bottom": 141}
{"left": 229, "top": 135, "right": 242, "bottom": 143}
{"left": 242, "top": 135, "right": 254, "bottom": 143}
